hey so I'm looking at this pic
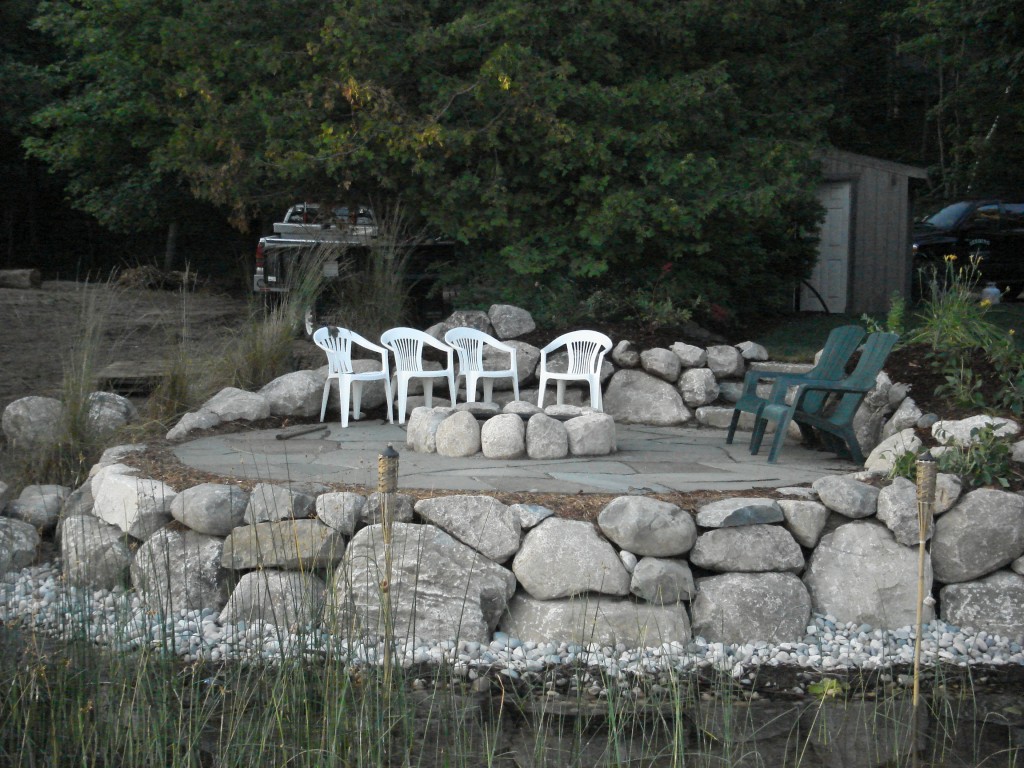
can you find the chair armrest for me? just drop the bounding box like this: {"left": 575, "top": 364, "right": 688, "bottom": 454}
{"left": 787, "top": 379, "right": 873, "bottom": 409}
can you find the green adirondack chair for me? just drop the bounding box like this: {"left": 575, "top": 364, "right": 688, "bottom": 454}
{"left": 749, "top": 332, "right": 900, "bottom": 464}
{"left": 725, "top": 325, "right": 866, "bottom": 445}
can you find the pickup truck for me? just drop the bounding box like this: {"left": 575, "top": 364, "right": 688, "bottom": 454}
{"left": 913, "top": 198, "right": 1024, "bottom": 300}
{"left": 253, "top": 203, "right": 452, "bottom": 334}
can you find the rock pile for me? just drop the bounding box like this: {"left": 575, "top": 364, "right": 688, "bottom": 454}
{"left": 3, "top": 304, "right": 1024, "bottom": 661}
{"left": 2, "top": 439, "right": 1022, "bottom": 653}
{"left": 150, "top": 304, "right": 932, "bottom": 464}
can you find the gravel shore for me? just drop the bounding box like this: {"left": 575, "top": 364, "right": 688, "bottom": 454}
{"left": 3, "top": 561, "right": 1022, "bottom": 692}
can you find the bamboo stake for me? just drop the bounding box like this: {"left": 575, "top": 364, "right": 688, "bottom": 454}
{"left": 377, "top": 443, "right": 399, "bottom": 692}
{"left": 911, "top": 451, "right": 937, "bottom": 768}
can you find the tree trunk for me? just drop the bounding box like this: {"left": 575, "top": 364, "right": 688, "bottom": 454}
{"left": 0, "top": 269, "right": 42, "bottom": 289}
{"left": 162, "top": 221, "right": 179, "bottom": 272}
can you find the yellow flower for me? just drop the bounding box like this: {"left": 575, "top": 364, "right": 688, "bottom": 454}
{"left": 1011, "top": 329, "right": 1016, "bottom": 336}
{"left": 980, "top": 299, "right": 992, "bottom": 308}
{"left": 944, "top": 253, "right": 957, "bottom": 262}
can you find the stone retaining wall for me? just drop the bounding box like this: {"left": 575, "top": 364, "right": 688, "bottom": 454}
{"left": 6, "top": 444, "right": 1020, "bottom": 650}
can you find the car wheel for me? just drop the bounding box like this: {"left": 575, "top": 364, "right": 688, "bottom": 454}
{"left": 302, "top": 305, "right": 317, "bottom": 338}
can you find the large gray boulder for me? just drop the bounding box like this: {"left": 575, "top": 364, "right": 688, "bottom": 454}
{"left": 811, "top": 475, "right": 880, "bottom": 519}
{"left": 851, "top": 372, "right": 894, "bottom": 458}
{"left": 406, "top": 406, "right": 454, "bottom": 453}
{"left": 222, "top": 520, "right": 346, "bottom": 570}
{"left": 689, "top": 525, "right": 804, "bottom": 573}
{"left": 630, "top": 557, "right": 695, "bottom": 604}
{"left": 316, "top": 492, "right": 365, "bottom": 536}
{"left": 5, "top": 484, "right": 71, "bottom": 533}
{"left": 60, "top": 515, "right": 133, "bottom": 589}
{"left": 876, "top": 477, "right": 926, "bottom": 547}
{"left": 499, "top": 593, "right": 691, "bottom": 648}
{"left": 705, "top": 345, "right": 745, "bottom": 378}
{"left": 940, "top": 570, "right": 1024, "bottom": 640}
{"left": 362, "top": 492, "right": 416, "bottom": 525}
{"left": 779, "top": 499, "right": 830, "bottom": 548}
{"left": 2, "top": 395, "right": 63, "bottom": 448}
{"left": 612, "top": 340, "right": 640, "bottom": 369}
{"left": 565, "top": 412, "right": 616, "bottom": 456}
{"left": 670, "top": 342, "right": 707, "bottom": 368}
{"left": 691, "top": 572, "right": 811, "bottom": 645}
{"left": 640, "top": 348, "right": 682, "bottom": 383}
{"left": 505, "top": 341, "right": 541, "bottom": 386}
{"left": 932, "top": 414, "right": 1019, "bottom": 446}
{"left": 220, "top": 570, "right": 326, "bottom": 628}
{"left": 678, "top": 368, "right": 719, "bottom": 408}
{"left": 131, "top": 528, "right": 227, "bottom": 617}
{"left": 480, "top": 413, "right": 526, "bottom": 459}
{"left": 169, "top": 483, "right": 249, "bottom": 536}
{"left": 864, "top": 429, "right": 923, "bottom": 474}
{"left": 0, "top": 518, "right": 41, "bottom": 575}
{"left": 414, "top": 495, "right": 522, "bottom": 562}
{"left": 488, "top": 304, "right": 535, "bottom": 339}
{"left": 243, "top": 483, "right": 316, "bottom": 524}
{"left": 258, "top": 370, "right": 323, "bottom": 418}
{"left": 435, "top": 411, "right": 482, "bottom": 457}
{"left": 881, "top": 398, "right": 924, "bottom": 441}
{"left": 931, "top": 489, "right": 1024, "bottom": 583}
{"left": 525, "top": 413, "right": 569, "bottom": 459}
{"left": 203, "top": 387, "right": 271, "bottom": 422}
{"left": 513, "top": 518, "right": 629, "bottom": 599}
{"left": 696, "top": 497, "right": 784, "bottom": 528}
{"left": 603, "top": 370, "right": 691, "bottom": 426}
{"left": 333, "top": 522, "right": 516, "bottom": 644}
{"left": 803, "top": 521, "right": 931, "bottom": 629}
{"left": 597, "top": 497, "right": 696, "bottom": 556}
{"left": 92, "top": 473, "right": 177, "bottom": 539}
{"left": 86, "top": 392, "right": 137, "bottom": 437}
{"left": 166, "top": 409, "right": 221, "bottom": 441}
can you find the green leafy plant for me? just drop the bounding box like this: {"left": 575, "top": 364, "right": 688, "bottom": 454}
{"left": 862, "top": 291, "right": 907, "bottom": 336}
{"left": 887, "top": 448, "right": 921, "bottom": 482}
{"left": 937, "top": 424, "right": 1018, "bottom": 488}
{"left": 907, "top": 254, "right": 1004, "bottom": 353}
{"left": 934, "top": 363, "right": 987, "bottom": 412}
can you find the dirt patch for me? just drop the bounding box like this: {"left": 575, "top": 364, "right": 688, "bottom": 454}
{"left": 0, "top": 281, "right": 250, "bottom": 412}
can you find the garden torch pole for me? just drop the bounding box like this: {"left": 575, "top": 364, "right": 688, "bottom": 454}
{"left": 911, "top": 451, "right": 937, "bottom": 768}
{"left": 378, "top": 444, "right": 399, "bottom": 692}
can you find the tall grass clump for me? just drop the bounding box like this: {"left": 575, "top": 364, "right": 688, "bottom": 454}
{"left": 907, "top": 254, "right": 1004, "bottom": 352}
{"left": 9, "top": 281, "right": 120, "bottom": 488}
{"left": 907, "top": 252, "right": 1024, "bottom": 418}
{"left": 220, "top": 241, "right": 342, "bottom": 392}
{"left": 318, "top": 201, "right": 419, "bottom": 341}
{"left": 146, "top": 265, "right": 208, "bottom": 426}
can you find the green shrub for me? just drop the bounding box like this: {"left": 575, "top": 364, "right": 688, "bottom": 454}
{"left": 938, "top": 424, "right": 1019, "bottom": 489}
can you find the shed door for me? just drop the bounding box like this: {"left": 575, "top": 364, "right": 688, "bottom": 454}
{"left": 802, "top": 181, "right": 852, "bottom": 312}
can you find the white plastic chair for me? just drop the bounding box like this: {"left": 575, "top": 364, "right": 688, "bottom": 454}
{"left": 537, "top": 330, "right": 613, "bottom": 411}
{"left": 380, "top": 327, "right": 457, "bottom": 424}
{"left": 312, "top": 326, "right": 394, "bottom": 428}
{"left": 444, "top": 327, "right": 520, "bottom": 404}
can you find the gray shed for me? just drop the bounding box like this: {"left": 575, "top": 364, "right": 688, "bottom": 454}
{"left": 800, "top": 149, "right": 928, "bottom": 314}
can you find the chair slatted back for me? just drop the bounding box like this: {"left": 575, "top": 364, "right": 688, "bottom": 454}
{"left": 825, "top": 332, "right": 900, "bottom": 424}
{"left": 312, "top": 326, "right": 354, "bottom": 375}
{"left": 798, "top": 325, "right": 867, "bottom": 415}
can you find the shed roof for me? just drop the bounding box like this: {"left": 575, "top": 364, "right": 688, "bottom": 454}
{"left": 820, "top": 148, "right": 928, "bottom": 180}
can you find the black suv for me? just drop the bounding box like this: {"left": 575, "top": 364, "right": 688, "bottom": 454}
{"left": 913, "top": 199, "right": 1024, "bottom": 299}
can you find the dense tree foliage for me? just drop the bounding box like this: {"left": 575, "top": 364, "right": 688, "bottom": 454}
{"left": 3, "top": 0, "right": 1022, "bottom": 316}
{"left": 899, "top": 0, "right": 1024, "bottom": 199}
{"left": 298, "top": 0, "right": 834, "bottom": 317}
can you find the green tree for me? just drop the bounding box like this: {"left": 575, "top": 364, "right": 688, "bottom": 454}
{"left": 306, "top": 0, "right": 835, "bottom": 318}
{"left": 22, "top": 0, "right": 327, "bottom": 270}
{"left": 899, "top": 0, "right": 1024, "bottom": 198}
